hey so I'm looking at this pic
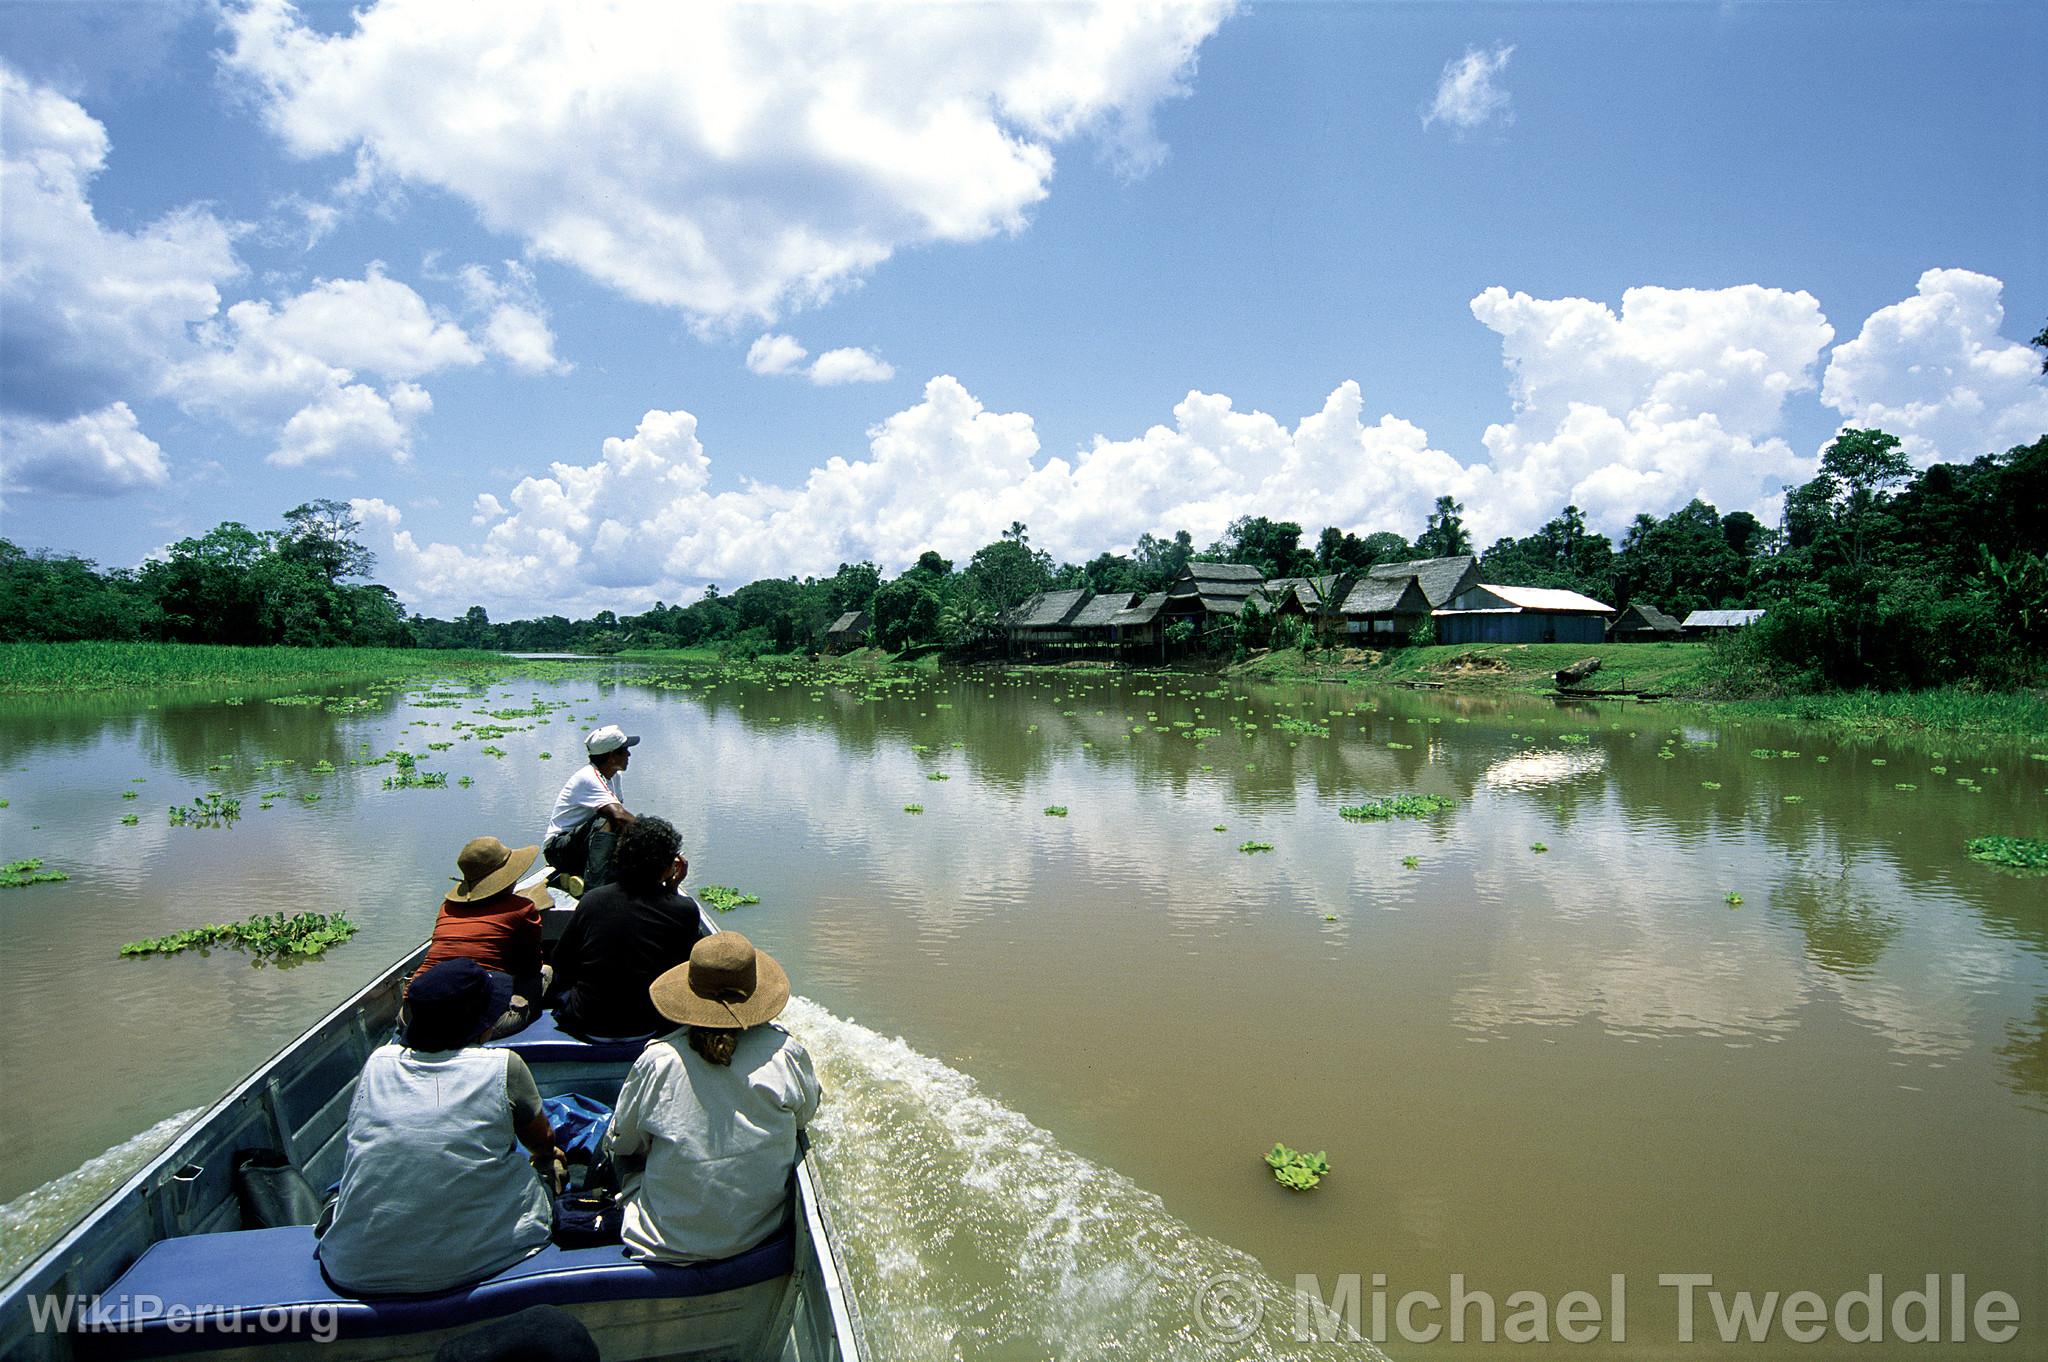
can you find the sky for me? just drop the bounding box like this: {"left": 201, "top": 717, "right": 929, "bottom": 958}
{"left": 1, "top": 0, "right": 2043, "bottom": 620}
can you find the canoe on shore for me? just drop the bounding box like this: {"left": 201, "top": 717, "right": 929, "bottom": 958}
{"left": 0, "top": 874, "right": 870, "bottom": 1362}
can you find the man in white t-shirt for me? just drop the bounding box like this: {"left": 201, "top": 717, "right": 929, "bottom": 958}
{"left": 544, "top": 725, "right": 638, "bottom": 890}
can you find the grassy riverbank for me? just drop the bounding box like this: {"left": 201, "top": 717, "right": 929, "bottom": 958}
{"left": 0, "top": 642, "right": 514, "bottom": 695}
{"left": 1230, "top": 642, "right": 2048, "bottom": 741}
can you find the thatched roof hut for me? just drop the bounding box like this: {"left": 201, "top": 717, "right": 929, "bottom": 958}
{"left": 1608, "top": 601, "right": 1682, "bottom": 641}
{"left": 1163, "top": 562, "right": 1266, "bottom": 618}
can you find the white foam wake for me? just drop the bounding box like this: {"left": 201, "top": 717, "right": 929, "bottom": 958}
{"left": 0, "top": 1108, "right": 202, "bottom": 1285}
{"left": 783, "top": 997, "right": 1387, "bottom": 1361}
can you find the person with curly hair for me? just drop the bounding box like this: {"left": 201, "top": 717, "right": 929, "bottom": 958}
{"left": 548, "top": 815, "right": 707, "bottom": 1040}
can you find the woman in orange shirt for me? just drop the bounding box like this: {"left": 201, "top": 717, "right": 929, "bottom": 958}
{"left": 419, "top": 836, "right": 546, "bottom": 1039}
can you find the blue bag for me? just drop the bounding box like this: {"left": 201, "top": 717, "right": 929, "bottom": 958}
{"left": 541, "top": 1093, "right": 613, "bottom": 1163}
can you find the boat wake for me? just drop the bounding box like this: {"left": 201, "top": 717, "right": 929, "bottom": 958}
{"left": 783, "top": 998, "right": 1387, "bottom": 1361}
{"left": 0, "top": 1109, "right": 202, "bottom": 1285}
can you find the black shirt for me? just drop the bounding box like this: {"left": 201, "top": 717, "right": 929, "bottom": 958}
{"left": 549, "top": 883, "right": 708, "bottom": 1039}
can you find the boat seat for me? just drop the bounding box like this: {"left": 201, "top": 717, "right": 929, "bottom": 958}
{"left": 77, "top": 1223, "right": 794, "bottom": 1358}
{"left": 483, "top": 1010, "right": 657, "bottom": 1064}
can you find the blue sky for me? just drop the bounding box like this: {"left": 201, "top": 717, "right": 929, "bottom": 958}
{"left": 2, "top": 0, "right": 2042, "bottom": 617}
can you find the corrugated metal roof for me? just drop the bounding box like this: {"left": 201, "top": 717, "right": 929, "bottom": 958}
{"left": 1682, "top": 609, "right": 1766, "bottom": 628}
{"left": 1474, "top": 577, "right": 1613, "bottom": 610}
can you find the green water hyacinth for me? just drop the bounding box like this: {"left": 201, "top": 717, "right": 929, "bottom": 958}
{"left": 1239, "top": 841, "right": 1275, "bottom": 854}
{"left": 120, "top": 911, "right": 359, "bottom": 962}
{"left": 1043, "top": 806, "right": 1068, "bottom": 817}
{"left": 903, "top": 804, "right": 923, "bottom": 814}
{"left": 1965, "top": 836, "right": 2048, "bottom": 872}
{"left": 169, "top": 792, "right": 240, "bottom": 827}
{"left": 1265, "top": 1143, "right": 1330, "bottom": 1192}
{"left": 700, "top": 885, "right": 761, "bottom": 912}
{"left": 1338, "top": 794, "right": 1455, "bottom": 822}
{"left": 1, "top": 859, "right": 68, "bottom": 888}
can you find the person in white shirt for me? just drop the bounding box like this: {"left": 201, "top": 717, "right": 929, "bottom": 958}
{"left": 543, "top": 724, "right": 638, "bottom": 890}
{"left": 606, "top": 932, "right": 821, "bottom": 1264}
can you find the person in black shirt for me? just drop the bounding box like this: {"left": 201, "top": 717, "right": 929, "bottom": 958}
{"left": 548, "top": 816, "right": 708, "bottom": 1040}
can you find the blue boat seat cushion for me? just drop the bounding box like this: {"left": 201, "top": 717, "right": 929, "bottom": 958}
{"left": 78, "top": 1224, "right": 794, "bottom": 1359}
{"left": 483, "top": 1010, "right": 656, "bottom": 1064}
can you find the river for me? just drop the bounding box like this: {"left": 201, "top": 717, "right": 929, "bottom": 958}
{"left": 1, "top": 660, "right": 2042, "bottom": 1359}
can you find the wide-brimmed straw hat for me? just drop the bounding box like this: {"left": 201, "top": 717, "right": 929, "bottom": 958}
{"left": 448, "top": 835, "right": 539, "bottom": 903}
{"left": 404, "top": 958, "right": 514, "bottom": 1051}
{"left": 649, "top": 932, "right": 790, "bottom": 1029}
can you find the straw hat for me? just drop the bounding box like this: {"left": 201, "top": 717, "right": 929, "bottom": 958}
{"left": 649, "top": 932, "right": 790, "bottom": 1029}
{"left": 447, "top": 835, "right": 539, "bottom": 903}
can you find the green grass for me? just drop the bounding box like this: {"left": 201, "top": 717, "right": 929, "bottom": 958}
{"left": 1715, "top": 688, "right": 2048, "bottom": 743}
{"left": 0, "top": 642, "right": 513, "bottom": 695}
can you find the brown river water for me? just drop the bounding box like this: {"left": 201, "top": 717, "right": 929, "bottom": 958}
{"left": 0, "top": 660, "right": 2042, "bottom": 1360}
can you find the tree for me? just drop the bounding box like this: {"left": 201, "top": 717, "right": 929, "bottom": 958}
{"left": 1612, "top": 500, "right": 1746, "bottom": 616}
{"left": 1131, "top": 530, "right": 1193, "bottom": 590}
{"left": 279, "top": 499, "right": 374, "bottom": 584}
{"left": 825, "top": 562, "right": 881, "bottom": 615}
{"left": 870, "top": 575, "right": 941, "bottom": 650}
{"left": 964, "top": 536, "right": 1053, "bottom": 611}
{"left": 1216, "top": 516, "right": 1310, "bottom": 578}
{"left": 2032, "top": 319, "right": 2047, "bottom": 373}
{"left": 1415, "top": 496, "right": 1472, "bottom": 557}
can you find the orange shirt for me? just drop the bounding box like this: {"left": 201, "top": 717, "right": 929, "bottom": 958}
{"left": 421, "top": 892, "right": 543, "bottom": 979}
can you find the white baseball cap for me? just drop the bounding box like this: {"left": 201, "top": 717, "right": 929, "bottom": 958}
{"left": 585, "top": 724, "right": 641, "bottom": 756}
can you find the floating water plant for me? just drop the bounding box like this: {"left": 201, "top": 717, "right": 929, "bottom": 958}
{"left": 120, "top": 813, "right": 139, "bottom": 826}
{"left": 926, "top": 772, "right": 950, "bottom": 781}
{"left": 120, "top": 911, "right": 359, "bottom": 962}
{"left": 121, "top": 790, "right": 138, "bottom": 800}
{"left": 1530, "top": 842, "right": 1549, "bottom": 853}
{"left": 381, "top": 752, "right": 448, "bottom": 789}
{"left": 1401, "top": 855, "right": 1420, "bottom": 869}
{"left": 1338, "top": 794, "right": 1455, "bottom": 822}
{"left": 310, "top": 759, "right": 336, "bottom": 774}
{"left": 1702, "top": 781, "right": 1722, "bottom": 790}
{"left": 169, "top": 792, "right": 240, "bottom": 827}
{"left": 1895, "top": 783, "right": 1917, "bottom": 791}
{"left": 1239, "top": 841, "right": 1275, "bottom": 854}
{"left": 458, "top": 775, "right": 474, "bottom": 788}
{"left": 1, "top": 858, "right": 67, "bottom": 888}
{"left": 1783, "top": 795, "right": 1804, "bottom": 803}
{"left": 903, "top": 804, "right": 923, "bottom": 814}
{"left": 1725, "top": 892, "right": 1743, "bottom": 907}
{"left": 1965, "top": 837, "right": 2048, "bottom": 872}
{"left": 699, "top": 885, "right": 761, "bottom": 912}
{"left": 1213, "top": 824, "right": 1227, "bottom": 832}
{"left": 1043, "top": 806, "right": 1068, "bottom": 817}
{"left": 1264, "top": 1143, "right": 1330, "bottom": 1192}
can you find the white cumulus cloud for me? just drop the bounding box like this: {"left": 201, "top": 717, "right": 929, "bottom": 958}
{"left": 0, "top": 63, "right": 239, "bottom": 427}
{"left": 806, "top": 347, "right": 896, "bottom": 386}
{"left": 1469, "top": 282, "right": 1836, "bottom": 540}
{"left": 745, "top": 334, "right": 809, "bottom": 377}
{"left": 270, "top": 380, "right": 431, "bottom": 469}
{"left": 0, "top": 402, "right": 170, "bottom": 497}
{"left": 220, "top": 0, "right": 1230, "bottom": 327}
{"left": 1423, "top": 44, "right": 1514, "bottom": 135}
{"left": 458, "top": 261, "right": 569, "bottom": 375}
{"left": 1821, "top": 267, "right": 2048, "bottom": 463}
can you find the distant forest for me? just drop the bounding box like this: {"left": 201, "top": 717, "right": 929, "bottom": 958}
{"left": 6, "top": 429, "right": 2044, "bottom": 693}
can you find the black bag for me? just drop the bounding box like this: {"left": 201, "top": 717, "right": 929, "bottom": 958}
{"left": 542, "top": 822, "right": 592, "bottom": 878}
{"left": 552, "top": 1189, "right": 624, "bottom": 1248}
{"left": 234, "top": 1149, "right": 321, "bottom": 1228}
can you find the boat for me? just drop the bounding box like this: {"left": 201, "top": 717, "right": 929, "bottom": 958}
{"left": 0, "top": 874, "right": 870, "bottom": 1361}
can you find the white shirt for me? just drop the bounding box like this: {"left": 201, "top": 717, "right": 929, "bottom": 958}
{"left": 608, "top": 1023, "right": 822, "bottom": 1264}
{"left": 545, "top": 764, "right": 621, "bottom": 841}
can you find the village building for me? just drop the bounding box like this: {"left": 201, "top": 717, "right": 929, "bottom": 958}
{"left": 1067, "top": 591, "right": 1135, "bottom": 644}
{"left": 1263, "top": 574, "right": 1355, "bottom": 640}
{"left": 1339, "top": 574, "right": 1435, "bottom": 643}
{"left": 1682, "top": 608, "right": 1766, "bottom": 639}
{"left": 1000, "top": 588, "right": 1091, "bottom": 654}
{"left": 1109, "top": 592, "right": 1168, "bottom": 655}
{"left": 1160, "top": 562, "right": 1265, "bottom": 637}
{"left": 1607, "top": 601, "right": 1683, "bottom": 642}
{"left": 823, "top": 610, "right": 870, "bottom": 652}
{"left": 1434, "top": 584, "right": 1615, "bottom": 645}
{"left": 1333, "top": 555, "right": 1476, "bottom": 643}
